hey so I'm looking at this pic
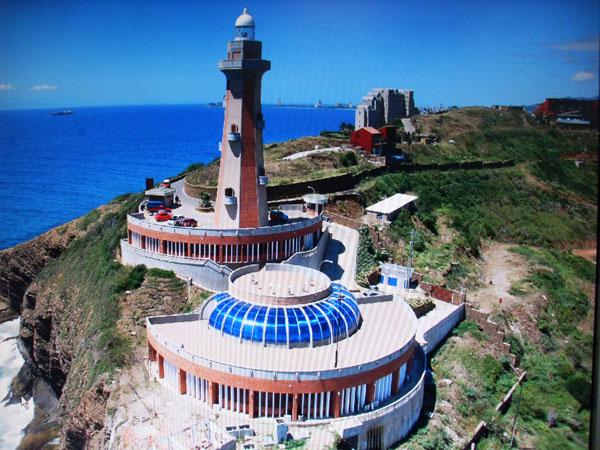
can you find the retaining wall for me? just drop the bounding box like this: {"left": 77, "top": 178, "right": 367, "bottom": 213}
{"left": 120, "top": 240, "right": 232, "bottom": 292}
{"left": 183, "top": 159, "right": 516, "bottom": 201}
{"left": 421, "top": 303, "right": 466, "bottom": 355}
{"left": 413, "top": 274, "right": 466, "bottom": 305}
{"left": 282, "top": 228, "right": 331, "bottom": 270}
{"left": 465, "top": 304, "right": 517, "bottom": 366}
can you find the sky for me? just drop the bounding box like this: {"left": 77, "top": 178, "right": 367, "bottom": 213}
{"left": 0, "top": 0, "right": 598, "bottom": 109}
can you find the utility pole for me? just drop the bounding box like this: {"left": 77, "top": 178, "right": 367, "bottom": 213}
{"left": 407, "top": 229, "right": 416, "bottom": 269}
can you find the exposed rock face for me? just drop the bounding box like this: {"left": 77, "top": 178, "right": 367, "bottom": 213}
{"left": 62, "top": 376, "right": 111, "bottom": 449}
{"left": 0, "top": 219, "right": 83, "bottom": 322}
{"left": 1, "top": 197, "right": 199, "bottom": 448}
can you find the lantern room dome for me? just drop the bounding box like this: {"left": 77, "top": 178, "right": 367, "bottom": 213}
{"left": 235, "top": 8, "right": 255, "bottom": 28}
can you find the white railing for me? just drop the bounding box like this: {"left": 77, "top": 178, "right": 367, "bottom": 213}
{"left": 121, "top": 240, "right": 232, "bottom": 275}
{"left": 147, "top": 315, "right": 415, "bottom": 382}
{"left": 128, "top": 213, "right": 322, "bottom": 238}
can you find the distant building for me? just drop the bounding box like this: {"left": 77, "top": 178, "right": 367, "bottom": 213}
{"left": 535, "top": 98, "right": 599, "bottom": 127}
{"left": 355, "top": 88, "right": 415, "bottom": 130}
{"left": 351, "top": 127, "right": 381, "bottom": 154}
{"left": 351, "top": 125, "right": 397, "bottom": 155}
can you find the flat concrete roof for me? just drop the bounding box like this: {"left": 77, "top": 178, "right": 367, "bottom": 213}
{"left": 151, "top": 298, "right": 416, "bottom": 374}
{"left": 146, "top": 187, "right": 176, "bottom": 196}
{"left": 230, "top": 265, "right": 331, "bottom": 304}
{"left": 366, "top": 193, "right": 418, "bottom": 215}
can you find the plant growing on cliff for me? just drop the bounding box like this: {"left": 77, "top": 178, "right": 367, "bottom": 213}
{"left": 355, "top": 226, "right": 378, "bottom": 287}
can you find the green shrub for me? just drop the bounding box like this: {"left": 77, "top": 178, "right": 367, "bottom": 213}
{"left": 147, "top": 268, "right": 177, "bottom": 279}
{"left": 338, "top": 150, "right": 358, "bottom": 167}
{"left": 114, "top": 264, "right": 147, "bottom": 293}
{"left": 355, "top": 226, "right": 378, "bottom": 287}
{"left": 566, "top": 372, "right": 592, "bottom": 409}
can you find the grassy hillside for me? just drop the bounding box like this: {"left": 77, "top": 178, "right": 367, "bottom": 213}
{"left": 23, "top": 193, "right": 199, "bottom": 446}
{"left": 372, "top": 108, "right": 598, "bottom": 449}
{"left": 407, "top": 108, "right": 598, "bottom": 165}
{"left": 185, "top": 136, "right": 374, "bottom": 186}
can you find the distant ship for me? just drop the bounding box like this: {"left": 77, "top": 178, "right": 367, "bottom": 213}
{"left": 50, "top": 110, "right": 73, "bottom": 116}
{"left": 314, "top": 100, "right": 322, "bottom": 108}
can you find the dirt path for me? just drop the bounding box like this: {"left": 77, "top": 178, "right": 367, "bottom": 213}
{"left": 468, "top": 243, "right": 530, "bottom": 314}
{"left": 572, "top": 240, "right": 597, "bottom": 263}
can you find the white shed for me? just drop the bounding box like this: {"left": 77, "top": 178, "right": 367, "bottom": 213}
{"left": 366, "top": 193, "right": 418, "bottom": 222}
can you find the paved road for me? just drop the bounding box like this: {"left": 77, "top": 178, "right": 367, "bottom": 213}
{"left": 283, "top": 146, "right": 343, "bottom": 161}
{"left": 321, "top": 223, "right": 360, "bottom": 291}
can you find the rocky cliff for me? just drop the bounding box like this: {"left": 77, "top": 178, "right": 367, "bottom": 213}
{"left": 0, "top": 218, "right": 86, "bottom": 323}
{"left": 0, "top": 193, "right": 200, "bottom": 449}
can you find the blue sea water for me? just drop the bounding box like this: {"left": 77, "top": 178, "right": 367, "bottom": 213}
{"left": 0, "top": 105, "right": 353, "bottom": 249}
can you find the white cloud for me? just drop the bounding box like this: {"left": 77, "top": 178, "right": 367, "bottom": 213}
{"left": 570, "top": 71, "right": 596, "bottom": 82}
{"left": 0, "top": 83, "right": 16, "bottom": 91}
{"left": 551, "top": 35, "right": 599, "bottom": 52}
{"left": 30, "top": 84, "right": 58, "bottom": 91}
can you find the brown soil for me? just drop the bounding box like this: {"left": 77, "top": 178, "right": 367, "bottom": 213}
{"left": 571, "top": 240, "right": 597, "bottom": 263}
{"left": 468, "top": 243, "right": 530, "bottom": 314}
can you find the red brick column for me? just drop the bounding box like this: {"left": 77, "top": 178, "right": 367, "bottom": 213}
{"left": 366, "top": 382, "right": 376, "bottom": 404}
{"left": 209, "top": 382, "right": 219, "bottom": 406}
{"left": 391, "top": 370, "right": 400, "bottom": 395}
{"left": 249, "top": 390, "right": 256, "bottom": 418}
{"left": 291, "top": 394, "right": 299, "bottom": 421}
{"left": 158, "top": 354, "right": 164, "bottom": 379}
{"left": 179, "top": 369, "right": 187, "bottom": 395}
{"left": 332, "top": 391, "right": 342, "bottom": 418}
{"left": 148, "top": 342, "right": 156, "bottom": 362}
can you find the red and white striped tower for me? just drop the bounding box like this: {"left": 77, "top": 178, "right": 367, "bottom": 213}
{"left": 214, "top": 8, "right": 270, "bottom": 229}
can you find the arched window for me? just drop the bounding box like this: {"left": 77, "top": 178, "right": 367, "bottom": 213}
{"left": 230, "top": 124, "right": 238, "bottom": 133}
{"left": 225, "top": 187, "right": 234, "bottom": 197}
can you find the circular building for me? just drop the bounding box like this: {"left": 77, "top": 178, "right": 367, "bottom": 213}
{"left": 146, "top": 264, "right": 426, "bottom": 447}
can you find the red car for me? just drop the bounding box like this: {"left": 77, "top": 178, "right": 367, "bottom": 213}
{"left": 181, "top": 218, "right": 198, "bottom": 227}
{"left": 154, "top": 210, "right": 172, "bottom": 222}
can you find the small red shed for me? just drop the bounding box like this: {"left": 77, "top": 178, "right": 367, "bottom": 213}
{"left": 351, "top": 127, "right": 381, "bottom": 154}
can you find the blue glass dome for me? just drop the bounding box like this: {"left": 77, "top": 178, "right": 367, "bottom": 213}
{"left": 208, "top": 284, "right": 360, "bottom": 347}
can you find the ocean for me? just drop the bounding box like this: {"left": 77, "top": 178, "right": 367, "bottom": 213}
{"left": 0, "top": 104, "right": 353, "bottom": 250}
{"left": 0, "top": 104, "right": 353, "bottom": 446}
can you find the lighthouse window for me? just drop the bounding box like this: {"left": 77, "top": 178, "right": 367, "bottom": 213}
{"left": 225, "top": 188, "right": 234, "bottom": 197}
{"left": 230, "top": 124, "right": 238, "bottom": 133}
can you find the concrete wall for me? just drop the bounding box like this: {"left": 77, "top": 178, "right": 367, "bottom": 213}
{"left": 421, "top": 303, "right": 465, "bottom": 355}
{"left": 120, "top": 240, "right": 231, "bottom": 292}
{"left": 282, "top": 228, "right": 330, "bottom": 270}
{"left": 326, "top": 345, "right": 426, "bottom": 450}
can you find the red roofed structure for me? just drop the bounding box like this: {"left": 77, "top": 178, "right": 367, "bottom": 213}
{"left": 351, "top": 127, "right": 381, "bottom": 154}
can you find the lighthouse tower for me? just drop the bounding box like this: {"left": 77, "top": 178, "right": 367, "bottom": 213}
{"left": 214, "top": 8, "right": 271, "bottom": 229}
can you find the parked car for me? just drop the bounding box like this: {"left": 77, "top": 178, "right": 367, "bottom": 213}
{"left": 269, "top": 209, "right": 289, "bottom": 224}
{"left": 160, "top": 179, "right": 171, "bottom": 188}
{"left": 167, "top": 215, "right": 184, "bottom": 226}
{"left": 147, "top": 200, "right": 172, "bottom": 213}
{"left": 155, "top": 210, "right": 172, "bottom": 222}
{"left": 181, "top": 218, "right": 198, "bottom": 227}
